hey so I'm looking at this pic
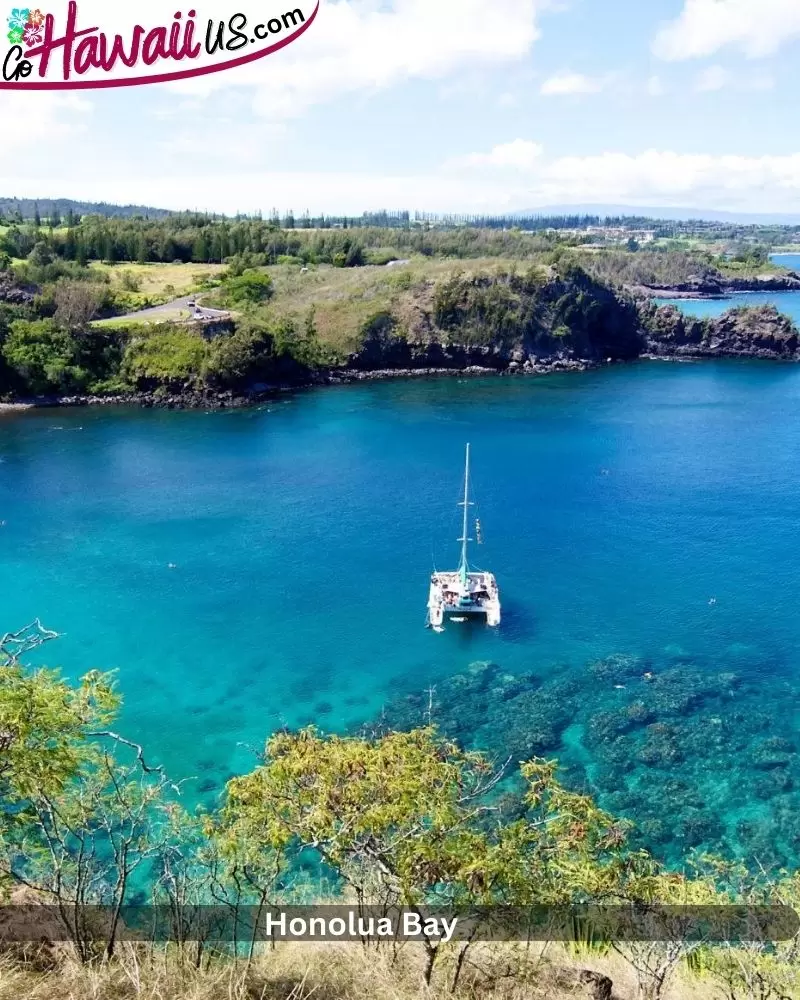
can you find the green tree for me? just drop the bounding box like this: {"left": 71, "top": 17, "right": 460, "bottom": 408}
{"left": 221, "top": 270, "right": 274, "bottom": 306}
{"left": 1, "top": 319, "right": 86, "bottom": 394}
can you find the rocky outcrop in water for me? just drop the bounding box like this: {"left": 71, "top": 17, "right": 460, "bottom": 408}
{"left": 631, "top": 271, "right": 800, "bottom": 298}
{"left": 369, "top": 648, "right": 800, "bottom": 868}
{"left": 641, "top": 303, "right": 800, "bottom": 360}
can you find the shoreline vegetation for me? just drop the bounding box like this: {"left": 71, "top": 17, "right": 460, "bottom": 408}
{"left": 1, "top": 626, "right": 800, "bottom": 1000}
{"left": 2, "top": 211, "right": 800, "bottom": 410}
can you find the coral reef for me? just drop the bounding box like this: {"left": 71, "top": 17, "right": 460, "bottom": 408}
{"left": 373, "top": 647, "right": 800, "bottom": 868}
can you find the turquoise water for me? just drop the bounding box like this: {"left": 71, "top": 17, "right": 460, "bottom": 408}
{"left": 771, "top": 253, "right": 800, "bottom": 271}
{"left": 4, "top": 364, "right": 800, "bottom": 863}
{"left": 659, "top": 289, "right": 800, "bottom": 322}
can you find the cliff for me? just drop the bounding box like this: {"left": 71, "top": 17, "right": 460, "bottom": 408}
{"left": 3, "top": 264, "right": 800, "bottom": 408}
{"left": 640, "top": 303, "right": 800, "bottom": 360}
{"left": 345, "top": 266, "right": 643, "bottom": 375}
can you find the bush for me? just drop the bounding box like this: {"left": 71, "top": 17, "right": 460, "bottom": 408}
{"left": 1, "top": 318, "right": 88, "bottom": 394}
{"left": 121, "top": 325, "right": 209, "bottom": 384}
{"left": 220, "top": 270, "right": 274, "bottom": 306}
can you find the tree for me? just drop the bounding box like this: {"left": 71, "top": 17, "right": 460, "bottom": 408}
{"left": 221, "top": 270, "right": 274, "bottom": 306}
{"left": 1, "top": 319, "right": 86, "bottom": 394}
{"left": 0, "top": 630, "right": 177, "bottom": 962}
{"left": 28, "top": 240, "right": 53, "bottom": 269}
{"left": 217, "top": 727, "right": 643, "bottom": 985}
{"left": 53, "top": 280, "right": 105, "bottom": 331}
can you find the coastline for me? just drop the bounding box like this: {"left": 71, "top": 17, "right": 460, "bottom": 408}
{"left": 0, "top": 358, "right": 599, "bottom": 412}
{"left": 631, "top": 273, "right": 800, "bottom": 300}
{"left": 2, "top": 351, "right": 797, "bottom": 414}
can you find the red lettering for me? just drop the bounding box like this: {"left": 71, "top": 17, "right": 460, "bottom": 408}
{"left": 179, "top": 19, "right": 201, "bottom": 59}
{"left": 74, "top": 34, "right": 96, "bottom": 75}
{"left": 142, "top": 26, "right": 169, "bottom": 66}
{"left": 97, "top": 26, "right": 144, "bottom": 71}
{"left": 25, "top": 2, "right": 96, "bottom": 80}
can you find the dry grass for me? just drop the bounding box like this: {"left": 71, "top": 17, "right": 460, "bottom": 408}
{"left": 0, "top": 939, "right": 724, "bottom": 1000}
{"left": 91, "top": 263, "right": 225, "bottom": 302}
{"left": 265, "top": 258, "right": 535, "bottom": 354}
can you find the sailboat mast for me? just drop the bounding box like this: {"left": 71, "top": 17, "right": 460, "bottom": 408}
{"left": 459, "top": 443, "right": 471, "bottom": 580}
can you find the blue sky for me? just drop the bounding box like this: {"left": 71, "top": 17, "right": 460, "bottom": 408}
{"left": 3, "top": 0, "right": 800, "bottom": 215}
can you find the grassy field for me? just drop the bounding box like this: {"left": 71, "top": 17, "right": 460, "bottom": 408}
{"left": 91, "top": 261, "right": 225, "bottom": 304}
{"left": 264, "top": 258, "right": 539, "bottom": 353}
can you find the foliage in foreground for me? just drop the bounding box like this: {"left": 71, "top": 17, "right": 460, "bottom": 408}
{"left": 0, "top": 633, "right": 799, "bottom": 998}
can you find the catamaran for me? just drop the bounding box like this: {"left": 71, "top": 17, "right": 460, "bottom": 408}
{"left": 427, "top": 444, "right": 501, "bottom": 629}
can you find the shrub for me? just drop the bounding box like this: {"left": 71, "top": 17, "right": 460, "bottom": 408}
{"left": 121, "top": 324, "right": 209, "bottom": 384}
{"left": 1, "top": 318, "right": 89, "bottom": 394}
{"left": 221, "top": 270, "right": 274, "bottom": 306}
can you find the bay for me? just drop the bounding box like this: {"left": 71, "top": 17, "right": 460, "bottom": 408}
{"left": 3, "top": 363, "right": 800, "bottom": 862}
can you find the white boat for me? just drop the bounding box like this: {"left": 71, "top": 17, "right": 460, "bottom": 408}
{"left": 427, "top": 444, "right": 501, "bottom": 629}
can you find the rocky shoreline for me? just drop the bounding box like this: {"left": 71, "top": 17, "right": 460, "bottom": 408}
{"left": 2, "top": 345, "right": 797, "bottom": 414}
{"left": 3, "top": 282, "right": 800, "bottom": 412}
{"left": 631, "top": 271, "right": 800, "bottom": 299}
{"left": 0, "top": 357, "right": 600, "bottom": 412}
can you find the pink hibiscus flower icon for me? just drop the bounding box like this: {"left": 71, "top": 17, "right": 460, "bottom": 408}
{"left": 23, "top": 20, "right": 42, "bottom": 44}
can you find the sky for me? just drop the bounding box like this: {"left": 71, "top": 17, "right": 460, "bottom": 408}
{"left": 3, "top": 0, "right": 800, "bottom": 216}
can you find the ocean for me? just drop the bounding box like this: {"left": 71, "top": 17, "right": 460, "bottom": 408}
{"left": 3, "top": 363, "right": 800, "bottom": 864}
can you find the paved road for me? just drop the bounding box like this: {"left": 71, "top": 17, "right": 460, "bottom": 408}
{"left": 111, "top": 295, "right": 231, "bottom": 324}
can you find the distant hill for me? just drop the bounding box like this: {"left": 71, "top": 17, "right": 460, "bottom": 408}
{"left": 0, "top": 197, "right": 173, "bottom": 222}
{"left": 514, "top": 204, "right": 800, "bottom": 226}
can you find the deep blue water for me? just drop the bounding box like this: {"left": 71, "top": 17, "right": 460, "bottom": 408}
{"left": 3, "top": 364, "right": 800, "bottom": 863}
{"left": 659, "top": 289, "right": 800, "bottom": 322}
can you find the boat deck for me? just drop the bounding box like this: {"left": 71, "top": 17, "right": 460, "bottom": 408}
{"left": 428, "top": 570, "right": 501, "bottom": 627}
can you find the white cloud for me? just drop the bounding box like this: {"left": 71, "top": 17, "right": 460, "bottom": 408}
{"left": 174, "top": 0, "right": 544, "bottom": 119}
{"left": 695, "top": 65, "right": 729, "bottom": 91}
{"left": 540, "top": 72, "right": 606, "bottom": 95}
{"left": 654, "top": 0, "right": 800, "bottom": 60}
{"left": 7, "top": 128, "right": 800, "bottom": 217}
{"left": 532, "top": 150, "right": 800, "bottom": 210}
{"left": 435, "top": 144, "right": 800, "bottom": 215}
{"left": 449, "top": 139, "right": 544, "bottom": 170}
{"left": 693, "top": 66, "right": 776, "bottom": 93}
{"left": 0, "top": 93, "right": 92, "bottom": 166}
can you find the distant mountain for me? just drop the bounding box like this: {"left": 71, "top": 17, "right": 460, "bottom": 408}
{"left": 0, "top": 197, "right": 174, "bottom": 221}
{"left": 514, "top": 205, "right": 800, "bottom": 226}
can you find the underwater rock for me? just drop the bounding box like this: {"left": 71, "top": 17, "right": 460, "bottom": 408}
{"left": 753, "top": 768, "right": 793, "bottom": 799}
{"left": 626, "top": 701, "right": 655, "bottom": 726}
{"left": 588, "top": 653, "right": 646, "bottom": 684}
{"left": 585, "top": 709, "right": 637, "bottom": 747}
{"left": 676, "top": 809, "right": 723, "bottom": 848}
{"left": 751, "top": 736, "right": 796, "bottom": 769}
{"left": 638, "top": 723, "right": 685, "bottom": 766}
{"left": 466, "top": 661, "right": 502, "bottom": 690}
{"left": 361, "top": 644, "right": 800, "bottom": 869}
